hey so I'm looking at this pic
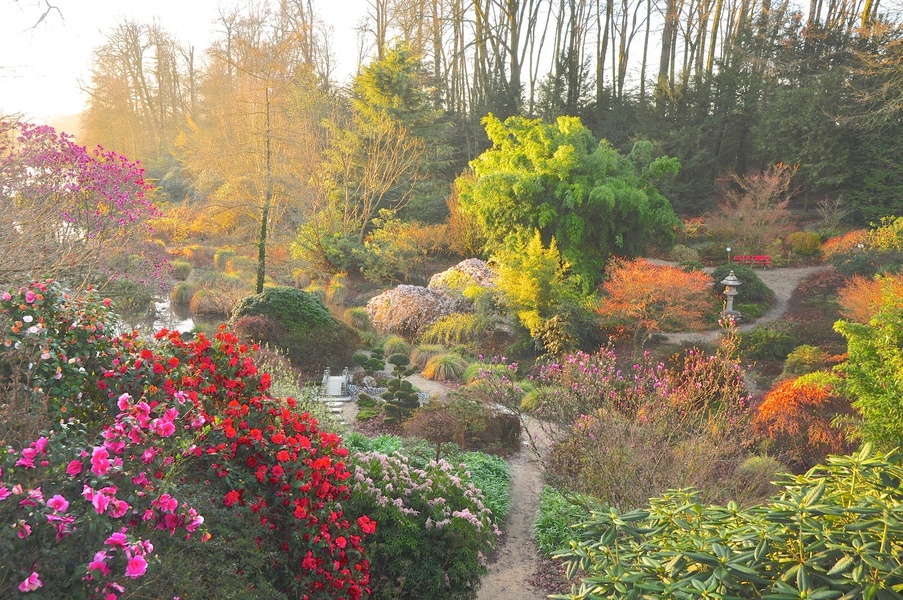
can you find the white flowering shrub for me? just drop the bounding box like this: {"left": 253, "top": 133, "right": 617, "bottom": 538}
{"left": 345, "top": 451, "right": 501, "bottom": 600}
{"left": 427, "top": 259, "right": 494, "bottom": 312}
{"left": 365, "top": 285, "right": 456, "bottom": 338}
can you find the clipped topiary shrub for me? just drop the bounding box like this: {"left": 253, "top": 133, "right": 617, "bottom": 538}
{"left": 231, "top": 286, "right": 359, "bottom": 376}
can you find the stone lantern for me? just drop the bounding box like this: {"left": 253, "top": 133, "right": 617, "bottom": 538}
{"left": 720, "top": 270, "right": 742, "bottom": 317}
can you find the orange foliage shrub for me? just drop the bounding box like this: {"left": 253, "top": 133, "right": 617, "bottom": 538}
{"left": 838, "top": 274, "right": 903, "bottom": 324}
{"left": 598, "top": 258, "right": 716, "bottom": 345}
{"left": 820, "top": 229, "right": 868, "bottom": 260}
{"left": 752, "top": 377, "right": 853, "bottom": 469}
{"left": 837, "top": 275, "right": 883, "bottom": 324}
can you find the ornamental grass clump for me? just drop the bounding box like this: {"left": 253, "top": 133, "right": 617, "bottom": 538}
{"left": 422, "top": 353, "right": 469, "bottom": 382}
{"left": 555, "top": 444, "right": 903, "bottom": 600}
{"left": 346, "top": 451, "right": 501, "bottom": 600}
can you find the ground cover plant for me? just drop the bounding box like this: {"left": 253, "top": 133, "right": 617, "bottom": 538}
{"left": 0, "top": 281, "right": 373, "bottom": 599}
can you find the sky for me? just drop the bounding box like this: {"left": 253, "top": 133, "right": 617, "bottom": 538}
{"left": 0, "top": 0, "right": 367, "bottom": 126}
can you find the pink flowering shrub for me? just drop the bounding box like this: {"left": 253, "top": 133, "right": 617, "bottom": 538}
{"left": 343, "top": 450, "right": 500, "bottom": 600}
{"left": 0, "top": 281, "right": 119, "bottom": 444}
{"left": 0, "top": 281, "right": 373, "bottom": 598}
{"left": 471, "top": 340, "right": 755, "bottom": 509}
{"left": 0, "top": 122, "right": 167, "bottom": 300}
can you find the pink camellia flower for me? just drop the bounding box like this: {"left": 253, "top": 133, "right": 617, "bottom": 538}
{"left": 124, "top": 553, "right": 147, "bottom": 578}
{"left": 66, "top": 460, "right": 83, "bottom": 477}
{"left": 47, "top": 494, "right": 69, "bottom": 512}
{"left": 15, "top": 447, "right": 36, "bottom": 468}
{"left": 34, "top": 436, "right": 48, "bottom": 454}
{"left": 91, "top": 446, "right": 110, "bottom": 476}
{"left": 117, "top": 393, "right": 131, "bottom": 410}
{"left": 108, "top": 498, "right": 130, "bottom": 519}
{"left": 18, "top": 571, "right": 42, "bottom": 592}
{"left": 88, "top": 550, "right": 111, "bottom": 576}
{"left": 0, "top": 486, "right": 10, "bottom": 501}
{"left": 105, "top": 530, "right": 128, "bottom": 548}
{"left": 154, "top": 493, "right": 178, "bottom": 514}
{"left": 24, "top": 290, "right": 36, "bottom": 304}
{"left": 17, "top": 521, "right": 31, "bottom": 538}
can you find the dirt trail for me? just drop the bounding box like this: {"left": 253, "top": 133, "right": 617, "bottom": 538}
{"left": 662, "top": 265, "right": 831, "bottom": 344}
{"left": 477, "top": 423, "right": 548, "bottom": 600}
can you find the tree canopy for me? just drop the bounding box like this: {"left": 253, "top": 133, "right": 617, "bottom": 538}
{"left": 457, "top": 114, "right": 680, "bottom": 288}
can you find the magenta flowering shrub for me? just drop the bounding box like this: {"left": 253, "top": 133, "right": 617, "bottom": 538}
{"left": 344, "top": 451, "right": 500, "bottom": 600}
{"left": 0, "top": 281, "right": 374, "bottom": 598}
{"left": 0, "top": 121, "right": 167, "bottom": 295}
{"left": 470, "top": 344, "right": 755, "bottom": 508}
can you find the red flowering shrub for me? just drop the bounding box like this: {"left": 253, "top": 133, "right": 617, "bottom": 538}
{"left": 0, "top": 281, "right": 373, "bottom": 598}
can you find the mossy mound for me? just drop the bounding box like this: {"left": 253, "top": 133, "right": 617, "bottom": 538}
{"left": 231, "top": 286, "right": 359, "bottom": 376}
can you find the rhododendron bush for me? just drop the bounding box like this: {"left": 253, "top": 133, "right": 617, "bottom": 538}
{"left": 0, "top": 281, "right": 372, "bottom": 598}
{"left": 0, "top": 122, "right": 167, "bottom": 300}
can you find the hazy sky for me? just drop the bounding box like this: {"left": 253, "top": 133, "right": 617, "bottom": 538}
{"left": 0, "top": 0, "right": 366, "bottom": 124}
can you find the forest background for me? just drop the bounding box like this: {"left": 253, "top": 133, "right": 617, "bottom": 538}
{"left": 22, "top": 0, "right": 902, "bottom": 282}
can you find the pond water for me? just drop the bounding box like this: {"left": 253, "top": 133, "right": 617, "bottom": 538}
{"left": 121, "top": 298, "right": 222, "bottom": 336}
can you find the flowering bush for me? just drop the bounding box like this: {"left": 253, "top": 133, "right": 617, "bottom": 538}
{"left": 345, "top": 451, "right": 501, "bottom": 600}
{"left": 365, "top": 285, "right": 456, "bottom": 339}
{"left": 0, "top": 281, "right": 373, "bottom": 598}
{"left": 470, "top": 341, "right": 753, "bottom": 508}
{"left": 0, "top": 122, "right": 167, "bottom": 298}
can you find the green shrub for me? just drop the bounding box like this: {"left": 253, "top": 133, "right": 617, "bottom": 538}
{"left": 557, "top": 444, "right": 903, "bottom": 599}
{"left": 782, "top": 344, "right": 830, "bottom": 377}
{"left": 734, "top": 302, "right": 767, "bottom": 319}
{"left": 680, "top": 260, "right": 706, "bottom": 272}
{"left": 739, "top": 325, "right": 796, "bottom": 362}
{"left": 383, "top": 335, "right": 411, "bottom": 356}
{"left": 711, "top": 263, "right": 774, "bottom": 305}
{"left": 356, "top": 393, "right": 377, "bottom": 408}
{"left": 669, "top": 243, "right": 700, "bottom": 263}
{"left": 786, "top": 231, "right": 821, "bottom": 256}
{"left": 170, "top": 259, "right": 193, "bottom": 280}
{"left": 352, "top": 351, "right": 369, "bottom": 366}
{"left": 534, "top": 486, "right": 597, "bottom": 557}
{"left": 422, "top": 353, "right": 469, "bottom": 381}
{"left": 231, "top": 286, "right": 359, "bottom": 375}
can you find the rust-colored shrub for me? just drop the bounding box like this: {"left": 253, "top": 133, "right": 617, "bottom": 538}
{"left": 820, "top": 229, "right": 868, "bottom": 260}
{"left": 837, "top": 274, "right": 883, "bottom": 324}
{"left": 752, "top": 376, "right": 853, "bottom": 469}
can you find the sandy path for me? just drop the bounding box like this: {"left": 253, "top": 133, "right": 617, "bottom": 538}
{"left": 477, "top": 424, "right": 548, "bottom": 600}
{"left": 662, "top": 265, "right": 831, "bottom": 344}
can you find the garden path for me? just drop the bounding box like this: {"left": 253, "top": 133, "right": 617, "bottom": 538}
{"left": 660, "top": 264, "right": 832, "bottom": 344}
